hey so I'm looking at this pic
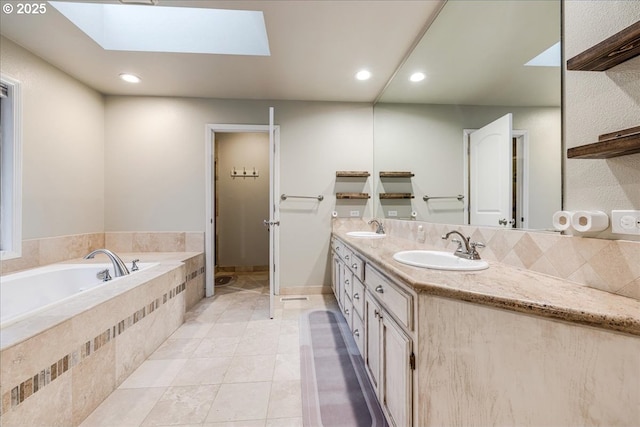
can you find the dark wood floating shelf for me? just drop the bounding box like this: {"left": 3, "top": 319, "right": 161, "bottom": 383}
{"left": 336, "top": 171, "right": 370, "bottom": 178}
{"left": 567, "top": 126, "right": 640, "bottom": 159}
{"left": 567, "top": 21, "right": 640, "bottom": 71}
{"left": 379, "top": 193, "right": 414, "bottom": 199}
{"left": 336, "top": 192, "right": 370, "bottom": 200}
{"left": 379, "top": 171, "right": 414, "bottom": 178}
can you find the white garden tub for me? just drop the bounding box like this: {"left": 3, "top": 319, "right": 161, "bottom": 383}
{"left": 0, "top": 262, "right": 156, "bottom": 328}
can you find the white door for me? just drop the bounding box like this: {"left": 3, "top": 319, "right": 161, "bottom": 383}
{"left": 469, "top": 113, "right": 513, "bottom": 227}
{"left": 267, "top": 107, "right": 280, "bottom": 319}
{"left": 205, "top": 122, "right": 280, "bottom": 311}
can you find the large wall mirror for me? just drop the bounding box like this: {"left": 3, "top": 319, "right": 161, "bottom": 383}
{"left": 373, "top": 0, "right": 562, "bottom": 230}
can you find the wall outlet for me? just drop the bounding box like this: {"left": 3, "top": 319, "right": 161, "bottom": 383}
{"left": 349, "top": 210, "right": 360, "bottom": 217}
{"left": 388, "top": 210, "right": 398, "bottom": 217}
{"left": 611, "top": 210, "right": 640, "bottom": 235}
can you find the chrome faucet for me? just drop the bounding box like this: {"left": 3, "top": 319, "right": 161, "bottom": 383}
{"left": 368, "top": 219, "right": 385, "bottom": 234}
{"left": 442, "top": 230, "right": 484, "bottom": 260}
{"left": 84, "top": 249, "right": 130, "bottom": 277}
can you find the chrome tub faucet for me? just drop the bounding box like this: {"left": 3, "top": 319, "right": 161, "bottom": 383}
{"left": 84, "top": 249, "right": 130, "bottom": 277}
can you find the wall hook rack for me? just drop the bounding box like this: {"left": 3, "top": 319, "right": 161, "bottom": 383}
{"left": 231, "top": 166, "right": 259, "bottom": 178}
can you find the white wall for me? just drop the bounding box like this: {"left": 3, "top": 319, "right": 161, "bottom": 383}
{"left": 0, "top": 37, "right": 105, "bottom": 239}
{"left": 216, "top": 132, "right": 269, "bottom": 268}
{"left": 373, "top": 104, "right": 561, "bottom": 229}
{"left": 564, "top": 0, "right": 640, "bottom": 240}
{"left": 104, "top": 97, "right": 373, "bottom": 289}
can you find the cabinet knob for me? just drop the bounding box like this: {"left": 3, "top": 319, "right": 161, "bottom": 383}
{"left": 353, "top": 293, "right": 359, "bottom": 300}
{"left": 374, "top": 309, "right": 382, "bottom": 319}
{"left": 345, "top": 279, "right": 349, "bottom": 285}
{"left": 352, "top": 263, "right": 358, "bottom": 269}
{"left": 375, "top": 285, "right": 384, "bottom": 294}
{"left": 354, "top": 329, "right": 360, "bottom": 337}
{"left": 345, "top": 254, "right": 350, "bottom": 260}
{"left": 344, "top": 308, "right": 350, "bottom": 315}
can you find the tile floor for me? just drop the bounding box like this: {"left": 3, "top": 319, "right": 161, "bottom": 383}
{"left": 79, "top": 273, "right": 338, "bottom": 427}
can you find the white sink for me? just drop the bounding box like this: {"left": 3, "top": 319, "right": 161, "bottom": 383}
{"left": 393, "top": 250, "right": 488, "bottom": 271}
{"left": 346, "top": 231, "right": 386, "bottom": 239}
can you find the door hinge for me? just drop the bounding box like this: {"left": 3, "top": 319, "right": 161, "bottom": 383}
{"left": 409, "top": 352, "right": 415, "bottom": 370}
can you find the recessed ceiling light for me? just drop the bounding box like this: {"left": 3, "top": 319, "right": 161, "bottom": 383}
{"left": 355, "top": 70, "right": 372, "bottom": 81}
{"left": 119, "top": 73, "right": 141, "bottom": 83}
{"left": 409, "top": 72, "right": 426, "bottom": 82}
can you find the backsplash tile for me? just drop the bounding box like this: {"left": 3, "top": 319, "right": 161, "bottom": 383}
{"left": 334, "top": 218, "right": 640, "bottom": 301}
{"left": 1, "top": 232, "right": 205, "bottom": 275}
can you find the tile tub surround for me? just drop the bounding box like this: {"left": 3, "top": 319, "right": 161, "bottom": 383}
{"left": 332, "top": 219, "right": 640, "bottom": 336}
{"left": 334, "top": 218, "right": 640, "bottom": 301}
{"left": 1, "top": 231, "right": 204, "bottom": 276}
{"left": 0, "top": 252, "right": 204, "bottom": 427}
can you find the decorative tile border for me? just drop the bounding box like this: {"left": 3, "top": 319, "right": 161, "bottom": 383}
{"left": 0, "top": 265, "right": 203, "bottom": 418}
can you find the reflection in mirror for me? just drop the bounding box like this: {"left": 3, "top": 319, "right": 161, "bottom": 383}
{"left": 373, "top": 0, "right": 561, "bottom": 230}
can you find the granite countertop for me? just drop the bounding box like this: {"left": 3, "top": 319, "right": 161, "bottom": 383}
{"left": 333, "top": 230, "right": 640, "bottom": 337}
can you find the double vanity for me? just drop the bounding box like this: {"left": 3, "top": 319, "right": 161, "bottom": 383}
{"left": 332, "top": 220, "right": 640, "bottom": 427}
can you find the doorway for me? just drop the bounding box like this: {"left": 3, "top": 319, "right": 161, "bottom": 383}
{"left": 463, "top": 115, "right": 529, "bottom": 228}
{"left": 205, "top": 122, "right": 280, "bottom": 317}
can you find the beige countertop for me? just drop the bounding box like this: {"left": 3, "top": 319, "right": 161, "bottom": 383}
{"left": 333, "top": 230, "right": 640, "bottom": 337}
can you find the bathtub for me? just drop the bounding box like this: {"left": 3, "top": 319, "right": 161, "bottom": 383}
{"left": 0, "top": 262, "right": 156, "bottom": 328}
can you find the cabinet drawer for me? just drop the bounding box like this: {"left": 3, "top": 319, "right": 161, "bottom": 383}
{"left": 332, "top": 238, "right": 345, "bottom": 259}
{"left": 365, "top": 265, "right": 413, "bottom": 330}
{"left": 343, "top": 269, "right": 353, "bottom": 297}
{"left": 343, "top": 293, "right": 353, "bottom": 329}
{"left": 352, "top": 312, "right": 364, "bottom": 356}
{"left": 343, "top": 247, "right": 364, "bottom": 281}
{"left": 352, "top": 277, "right": 365, "bottom": 318}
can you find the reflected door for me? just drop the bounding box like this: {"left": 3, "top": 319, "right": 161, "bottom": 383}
{"left": 469, "top": 113, "right": 513, "bottom": 227}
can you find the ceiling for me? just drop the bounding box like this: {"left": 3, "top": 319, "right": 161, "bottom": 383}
{"left": 0, "top": 0, "right": 561, "bottom": 106}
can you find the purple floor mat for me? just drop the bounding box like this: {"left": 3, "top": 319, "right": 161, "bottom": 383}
{"left": 300, "top": 309, "right": 388, "bottom": 427}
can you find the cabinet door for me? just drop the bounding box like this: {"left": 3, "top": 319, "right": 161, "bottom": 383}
{"left": 364, "top": 291, "right": 382, "bottom": 390}
{"left": 382, "top": 314, "right": 412, "bottom": 427}
{"left": 332, "top": 255, "right": 341, "bottom": 303}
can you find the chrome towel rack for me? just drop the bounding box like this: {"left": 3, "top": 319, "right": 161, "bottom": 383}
{"left": 423, "top": 195, "right": 465, "bottom": 201}
{"left": 281, "top": 194, "right": 324, "bottom": 201}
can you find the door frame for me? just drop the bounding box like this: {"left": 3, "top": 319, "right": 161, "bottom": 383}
{"left": 462, "top": 128, "right": 529, "bottom": 227}
{"left": 204, "top": 123, "right": 280, "bottom": 298}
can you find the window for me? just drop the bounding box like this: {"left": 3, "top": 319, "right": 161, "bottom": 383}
{"left": 0, "top": 75, "right": 23, "bottom": 260}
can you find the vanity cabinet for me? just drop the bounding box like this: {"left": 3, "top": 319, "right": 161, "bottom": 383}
{"left": 364, "top": 270, "right": 414, "bottom": 427}
{"left": 331, "top": 238, "right": 366, "bottom": 354}
{"left": 332, "top": 236, "right": 415, "bottom": 427}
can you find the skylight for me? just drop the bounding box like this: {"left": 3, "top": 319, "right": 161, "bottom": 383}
{"left": 48, "top": 1, "right": 271, "bottom": 56}
{"left": 525, "top": 42, "right": 560, "bottom": 67}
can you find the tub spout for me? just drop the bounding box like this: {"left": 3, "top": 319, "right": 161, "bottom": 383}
{"left": 84, "top": 249, "right": 130, "bottom": 277}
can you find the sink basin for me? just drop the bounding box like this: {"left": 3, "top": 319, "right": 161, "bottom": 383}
{"left": 346, "top": 231, "right": 386, "bottom": 239}
{"left": 393, "top": 250, "right": 488, "bottom": 271}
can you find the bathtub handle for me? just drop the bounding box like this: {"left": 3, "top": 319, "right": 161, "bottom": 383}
{"left": 97, "top": 269, "right": 112, "bottom": 282}
{"left": 131, "top": 259, "right": 140, "bottom": 272}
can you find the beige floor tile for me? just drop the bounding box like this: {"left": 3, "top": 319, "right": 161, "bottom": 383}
{"left": 267, "top": 380, "right": 302, "bottom": 419}
{"left": 276, "top": 333, "right": 299, "bottom": 354}
{"left": 140, "top": 384, "right": 220, "bottom": 426}
{"left": 192, "top": 336, "right": 241, "bottom": 358}
{"left": 204, "top": 421, "right": 266, "bottom": 427}
{"left": 223, "top": 354, "right": 276, "bottom": 383}
{"left": 170, "top": 321, "right": 214, "bottom": 339}
{"left": 235, "top": 330, "right": 280, "bottom": 356}
{"left": 119, "top": 359, "right": 188, "bottom": 389}
{"left": 78, "top": 387, "right": 166, "bottom": 427}
{"left": 148, "top": 338, "right": 202, "bottom": 360}
{"left": 265, "top": 417, "right": 303, "bottom": 427}
{"left": 172, "top": 357, "right": 233, "bottom": 386}
{"left": 205, "top": 382, "right": 272, "bottom": 423}
{"left": 273, "top": 353, "right": 301, "bottom": 381}
{"left": 207, "top": 322, "right": 248, "bottom": 338}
